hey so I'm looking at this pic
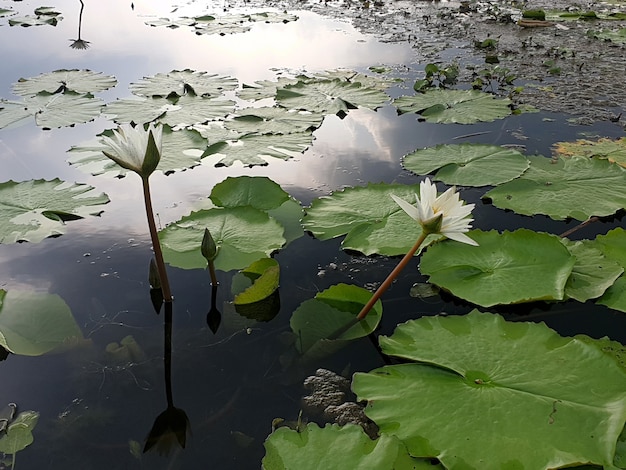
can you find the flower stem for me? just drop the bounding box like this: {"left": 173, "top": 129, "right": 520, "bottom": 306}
{"left": 142, "top": 177, "right": 172, "bottom": 303}
{"left": 208, "top": 260, "right": 218, "bottom": 286}
{"left": 355, "top": 231, "right": 428, "bottom": 321}
{"left": 328, "top": 231, "right": 428, "bottom": 340}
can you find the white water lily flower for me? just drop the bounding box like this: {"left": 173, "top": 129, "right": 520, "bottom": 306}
{"left": 391, "top": 178, "right": 478, "bottom": 246}
{"left": 101, "top": 123, "right": 162, "bottom": 178}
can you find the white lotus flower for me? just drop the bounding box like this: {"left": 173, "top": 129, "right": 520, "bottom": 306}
{"left": 391, "top": 178, "right": 478, "bottom": 246}
{"left": 101, "top": 123, "right": 162, "bottom": 178}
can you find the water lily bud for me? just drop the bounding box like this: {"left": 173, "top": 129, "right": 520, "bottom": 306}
{"left": 201, "top": 228, "right": 218, "bottom": 262}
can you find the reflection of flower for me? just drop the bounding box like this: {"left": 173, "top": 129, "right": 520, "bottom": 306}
{"left": 69, "top": 38, "right": 90, "bottom": 49}
{"left": 143, "top": 406, "right": 190, "bottom": 456}
{"left": 101, "top": 123, "right": 162, "bottom": 178}
{"left": 391, "top": 178, "right": 478, "bottom": 246}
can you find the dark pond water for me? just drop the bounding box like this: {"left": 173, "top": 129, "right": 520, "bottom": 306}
{"left": 1, "top": 1, "right": 626, "bottom": 469}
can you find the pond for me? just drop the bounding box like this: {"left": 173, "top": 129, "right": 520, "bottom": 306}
{"left": 1, "top": 0, "right": 626, "bottom": 469}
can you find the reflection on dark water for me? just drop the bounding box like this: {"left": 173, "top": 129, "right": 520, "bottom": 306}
{"left": 1, "top": 1, "right": 626, "bottom": 468}
{"left": 69, "top": 0, "right": 90, "bottom": 50}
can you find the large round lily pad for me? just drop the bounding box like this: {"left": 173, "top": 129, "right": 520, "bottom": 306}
{"left": 263, "top": 423, "right": 440, "bottom": 470}
{"left": 485, "top": 155, "right": 626, "bottom": 221}
{"left": 159, "top": 206, "right": 286, "bottom": 272}
{"left": 352, "top": 310, "right": 626, "bottom": 469}
{"left": 393, "top": 89, "right": 512, "bottom": 124}
{"left": 402, "top": 143, "right": 529, "bottom": 186}
{"left": 419, "top": 229, "right": 575, "bottom": 306}
{"left": 302, "top": 183, "right": 442, "bottom": 256}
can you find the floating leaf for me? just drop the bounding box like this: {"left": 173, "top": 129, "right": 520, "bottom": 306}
{"left": 561, "top": 238, "right": 623, "bottom": 302}
{"left": 67, "top": 126, "right": 206, "bottom": 176}
{"left": 129, "top": 69, "right": 237, "bottom": 98}
{"left": 595, "top": 228, "right": 626, "bottom": 312}
{"left": 160, "top": 206, "right": 285, "bottom": 271}
{"left": 233, "top": 258, "right": 280, "bottom": 305}
{"left": 202, "top": 131, "right": 312, "bottom": 167}
{"left": 0, "top": 93, "right": 103, "bottom": 130}
{"left": 302, "top": 183, "right": 442, "bottom": 256}
{"left": 0, "top": 9, "right": 15, "bottom": 18}
{"left": 208, "top": 175, "right": 304, "bottom": 244}
{"left": 104, "top": 96, "right": 234, "bottom": 126}
{"left": 8, "top": 8, "right": 62, "bottom": 27}
{"left": 589, "top": 27, "right": 626, "bottom": 43}
{"left": 419, "top": 229, "right": 575, "bottom": 306}
{"left": 237, "top": 77, "right": 299, "bottom": 102}
{"left": 0, "top": 179, "right": 109, "bottom": 244}
{"left": 276, "top": 79, "right": 389, "bottom": 115}
{"left": 225, "top": 107, "right": 324, "bottom": 134}
{"left": 12, "top": 69, "right": 117, "bottom": 96}
{"left": 353, "top": 310, "right": 626, "bottom": 469}
{"left": 263, "top": 423, "right": 439, "bottom": 470}
{"left": 554, "top": 137, "right": 626, "bottom": 168}
{"left": 403, "top": 143, "right": 529, "bottom": 186}
{"left": 290, "top": 284, "right": 382, "bottom": 359}
{"left": 0, "top": 410, "right": 39, "bottom": 454}
{"left": 0, "top": 289, "right": 83, "bottom": 356}
{"left": 485, "top": 155, "right": 626, "bottom": 221}
{"left": 393, "top": 89, "right": 512, "bottom": 124}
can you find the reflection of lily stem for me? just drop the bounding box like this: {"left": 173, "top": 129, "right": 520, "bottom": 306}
{"left": 208, "top": 260, "right": 218, "bottom": 286}
{"left": 77, "top": 0, "right": 84, "bottom": 38}
{"left": 328, "top": 231, "right": 428, "bottom": 340}
{"left": 164, "top": 301, "right": 174, "bottom": 407}
{"left": 142, "top": 177, "right": 173, "bottom": 303}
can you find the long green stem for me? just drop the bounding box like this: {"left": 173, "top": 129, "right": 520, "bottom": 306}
{"left": 208, "top": 260, "right": 218, "bottom": 286}
{"left": 356, "top": 231, "right": 428, "bottom": 321}
{"left": 328, "top": 231, "right": 428, "bottom": 340}
{"left": 142, "top": 177, "right": 173, "bottom": 303}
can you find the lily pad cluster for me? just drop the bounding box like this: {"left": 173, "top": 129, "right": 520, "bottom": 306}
{"left": 0, "top": 69, "right": 116, "bottom": 130}
{"left": 5, "top": 6, "right": 61, "bottom": 27}
{"left": 145, "top": 11, "right": 298, "bottom": 36}
{"left": 266, "top": 311, "right": 626, "bottom": 469}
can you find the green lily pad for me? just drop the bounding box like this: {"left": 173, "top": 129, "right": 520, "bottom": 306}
{"left": 208, "top": 175, "right": 304, "bottom": 244}
{"left": 159, "top": 206, "right": 286, "bottom": 272}
{"left": 0, "top": 410, "right": 39, "bottom": 454}
{"left": 67, "top": 126, "right": 206, "bottom": 177}
{"left": 144, "top": 16, "right": 196, "bottom": 29}
{"left": 554, "top": 137, "right": 626, "bottom": 168}
{"left": 0, "top": 9, "right": 15, "bottom": 18}
{"left": 561, "top": 238, "right": 623, "bottom": 302}
{"left": 485, "top": 155, "right": 626, "bottom": 221}
{"left": 393, "top": 89, "right": 512, "bottom": 124}
{"left": 589, "top": 27, "right": 626, "bottom": 43}
{"left": 276, "top": 79, "right": 389, "bottom": 115}
{"left": 595, "top": 228, "right": 626, "bottom": 312}
{"left": 129, "top": 69, "right": 238, "bottom": 98}
{"left": 225, "top": 107, "right": 324, "bottom": 134}
{"left": 104, "top": 95, "right": 234, "bottom": 127}
{"left": 233, "top": 258, "right": 280, "bottom": 305}
{"left": 0, "top": 179, "right": 109, "bottom": 244}
{"left": 12, "top": 69, "right": 117, "bottom": 96}
{"left": 352, "top": 310, "right": 626, "bottom": 469}
{"left": 202, "top": 131, "right": 313, "bottom": 167}
{"left": 8, "top": 7, "right": 62, "bottom": 27}
{"left": 263, "top": 423, "right": 440, "bottom": 470}
{"left": 237, "top": 77, "right": 300, "bottom": 102}
{"left": 402, "top": 143, "right": 529, "bottom": 186}
{"left": 302, "top": 183, "right": 442, "bottom": 256}
{"left": 0, "top": 93, "right": 104, "bottom": 130}
{"left": 290, "top": 284, "right": 382, "bottom": 359}
{"left": 0, "top": 289, "right": 83, "bottom": 356}
{"left": 419, "top": 229, "right": 575, "bottom": 306}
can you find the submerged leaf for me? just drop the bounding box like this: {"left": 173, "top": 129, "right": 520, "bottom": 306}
{"left": 353, "top": 310, "right": 626, "bottom": 469}
{"left": 0, "top": 290, "right": 83, "bottom": 356}
{"left": 0, "top": 410, "right": 39, "bottom": 454}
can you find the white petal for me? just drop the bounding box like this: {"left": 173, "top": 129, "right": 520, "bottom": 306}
{"left": 391, "top": 194, "right": 421, "bottom": 222}
{"left": 443, "top": 231, "right": 479, "bottom": 246}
